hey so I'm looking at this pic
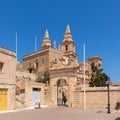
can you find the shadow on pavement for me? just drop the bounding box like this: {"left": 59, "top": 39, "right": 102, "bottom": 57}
{"left": 115, "top": 117, "right": 120, "bottom": 120}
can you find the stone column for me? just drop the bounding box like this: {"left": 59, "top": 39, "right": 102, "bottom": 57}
{"left": 68, "top": 75, "right": 76, "bottom": 107}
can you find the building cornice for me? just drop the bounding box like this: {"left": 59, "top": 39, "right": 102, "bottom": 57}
{"left": 0, "top": 47, "right": 16, "bottom": 58}
{"left": 23, "top": 48, "right": 50, "bottom": 59}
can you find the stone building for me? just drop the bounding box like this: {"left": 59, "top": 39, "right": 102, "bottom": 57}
{"left": 21, "top": 25, "right": 120, "bottom": 109}
{"left": 15, "top": 71, "right": 45, "bottom": 108}
{"left": 22, "top": 29, "right": 61, "bottom": 73}
{"left": 0, "top": 25, "right": 119, "bottom": 110}
{"left": 22, "top": 25, "right": 103, "bottom": 107}
{"left": 0, "top": 47, "right": 16, "bottom": 110}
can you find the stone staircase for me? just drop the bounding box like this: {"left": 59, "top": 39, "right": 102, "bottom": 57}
{"left": 15, "top": 96, "right": 25, "bottom": 110}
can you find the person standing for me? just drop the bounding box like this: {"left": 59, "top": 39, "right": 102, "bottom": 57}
{"left": 63, "top": 95, "right": 67, "bottom": 106}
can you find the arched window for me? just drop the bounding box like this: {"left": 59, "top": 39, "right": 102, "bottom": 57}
{"left": 65, "top": 45, "right": 68, "bottom": 51}
{"left": 35, "top": 60, "right": 39, "bottom": 68}
{"left": 0, "top": 62, "right": 3, "bottom": 72}
{"left": 57, "top": 79, "right": 67, "bottom": 87}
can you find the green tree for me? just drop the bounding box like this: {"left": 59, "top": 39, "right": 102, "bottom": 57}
{"left": 35, "top": 68, "right": 50, "bottom": 84}
{"left": 89, "top": 62, "right": 109, "bottom": 87}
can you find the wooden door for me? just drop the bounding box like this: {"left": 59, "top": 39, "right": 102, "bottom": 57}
{"left": 0, "top": 89, "right": 8, "bottom": 110}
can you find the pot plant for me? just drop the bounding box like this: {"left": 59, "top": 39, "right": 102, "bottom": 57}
{"left": 27, "top": 67, "right": 33, "bottom": 73}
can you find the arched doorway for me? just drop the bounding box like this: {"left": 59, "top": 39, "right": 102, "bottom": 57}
{"left": 57, "top": 78, "right": 68, "bottom": 106}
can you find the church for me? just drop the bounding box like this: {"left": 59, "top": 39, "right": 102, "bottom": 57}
{"left": 0, "top": 25, "right": 119, "bottom": 111}
{"left": 22, "top": 25, "right": 102, "bottom": 107}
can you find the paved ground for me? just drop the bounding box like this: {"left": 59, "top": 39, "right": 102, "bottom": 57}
{"left": 0, "top": 107, "right": 120, "bottom": 120}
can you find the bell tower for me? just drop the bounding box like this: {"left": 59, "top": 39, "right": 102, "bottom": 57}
{"left": 62, "top": 25, "right": 78, "bottom": 61}
{"left": 40, "top": 30, "right": 51, "bottom": 50}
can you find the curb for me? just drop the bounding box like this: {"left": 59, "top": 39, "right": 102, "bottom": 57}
{"left": 0, "top": 105, "right": 47, "bottom": 114}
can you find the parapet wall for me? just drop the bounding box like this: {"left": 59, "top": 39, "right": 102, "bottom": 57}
{"left": 73, "top": 86, "right": 120, "bottom": 109}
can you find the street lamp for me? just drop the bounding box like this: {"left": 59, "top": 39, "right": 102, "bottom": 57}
{"left": 106, "top": 77, "right": 111, "bottom": 114}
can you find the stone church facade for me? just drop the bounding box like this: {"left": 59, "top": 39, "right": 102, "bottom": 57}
{"left": 22, "top": 25, "right": 104, "bottom": 107}
{"left": 0, "top": 25, "right": 119, "bottom": 111}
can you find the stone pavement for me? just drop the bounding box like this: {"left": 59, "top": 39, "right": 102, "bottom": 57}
{"left": 0, "top": 107, "right": 119, "bottom": 120}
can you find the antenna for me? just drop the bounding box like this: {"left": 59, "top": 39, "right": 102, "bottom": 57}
{"left": 16, "top": 32, "right": 18, "bottom": 61}
{"left": 35, "top": 36, "right": 37, "bottom": 52}
{"left": 83, "top": 44, "right": 86, "bottom": 111}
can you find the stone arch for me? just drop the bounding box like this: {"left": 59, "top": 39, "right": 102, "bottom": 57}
{"left": 57, "top": 78, "right": 67, "bottom": 87}
{"left": 57, "top": 78, "right": 68, "bottom": 106}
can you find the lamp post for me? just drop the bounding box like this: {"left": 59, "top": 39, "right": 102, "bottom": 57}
{"left": 106, "top": 77, "right": 111, "bottom": 114}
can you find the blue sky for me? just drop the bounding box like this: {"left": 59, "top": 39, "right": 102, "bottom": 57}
{"left": 0, "top": 0, "right": 120, "bottom": 83}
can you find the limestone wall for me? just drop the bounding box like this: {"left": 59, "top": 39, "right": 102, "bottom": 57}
{"left": 68, "top": 75, "right": 76, "bottom": 107}
{"left": 8, "top": 85, "right": 16, "bottom": 109}
{"left": 0, "top": 47, "right": 16, "bottom": 84}
{"left": 73, "top": 86, "right": 120, "bottom": 109}
{"left": 22, "top": 49, "right": 50, "bottom": 72}
{"left": 16, "top": 71, "right": 46, "bottom": 107}
{"left": 44, "top": 86, "right": 51, "bottom": 106}
{"left": 0, "top": 47, "right": 16, "bottom": 110}
{"left": 16, "top": 71, "right": 36, "bottom": 82}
